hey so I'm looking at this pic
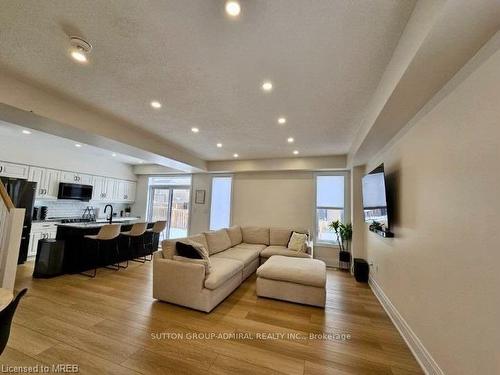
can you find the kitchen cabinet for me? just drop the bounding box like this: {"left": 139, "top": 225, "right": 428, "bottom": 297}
{"left": 28, "top": 222, "right": 58, "bottom": 257}
{"left": 28, "top": 167, "right": 61, "bottom": 199}
{"left": 92, "top": 176, "right": 115, "bottom": 201}
{"left": 44, "top": 169, "right": 61, "bottom": 198}
{"left": 125, "top": 181, "right": 136, "bottom": 203}
{"left": 10, "top": 161, "right": 136, "bottom": 204}
{"left": 28, "top": 166, "right": 44, "bottom": 196}
{"left": 79, "top": 173, "right": 94, "bottom": 186}
{"left": 28, "top": 232, "right": 43, "bottom": 257}
{"left": 114, "top": 180, "right": 136, "bottom": 203}
{"left": 0, "top": 161, "right": 29, "bottom": 179}
{"left": 59, "top": 171, "right": 93, "bottom": 185}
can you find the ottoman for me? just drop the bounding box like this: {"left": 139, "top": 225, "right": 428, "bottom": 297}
{"left": 256, "top": 255, "right": 326, "bottom": 307}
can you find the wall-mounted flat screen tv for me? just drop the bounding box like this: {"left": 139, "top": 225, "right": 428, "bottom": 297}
{"left": 362, "top": 164, "right": 390, "bottom": 229}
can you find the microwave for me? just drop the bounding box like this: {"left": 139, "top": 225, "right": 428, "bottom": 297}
{"left": 58, "top": 183, "right": 93, "bottom": 201}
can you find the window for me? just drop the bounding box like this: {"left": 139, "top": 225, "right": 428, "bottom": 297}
{"left": 315, "top": 174, "right": 346, "bottom": 243}
{"left": 210, "top": 176, "right": 232, "bottom": 230}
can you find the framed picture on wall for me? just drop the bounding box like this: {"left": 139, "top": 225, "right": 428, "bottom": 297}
{"left": 195, "top": 189, "right": 206, "bottom": 204}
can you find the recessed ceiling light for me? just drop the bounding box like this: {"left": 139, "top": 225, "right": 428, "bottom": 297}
{"left": 287, "top": 137, "right": 294, "bottom": 143}
{"left": 139, "top": 161, "right": 144, "bottom": 164}
{"left": 262, "top": 81, "right": 273, "bottom": 92}
{"left": 225, "top": 1, "right": 241, "bottom": 17}
{"left": 150, "top": 101, "right": 162, "bottom": 109}
{"left": 293, "top": 150, "right": 299, "bottom": 155}
{"left": 217, "top": 143, "right": 223, "bottom": 148}
{"left": 70, "top": 50, "right": 87, "bottom": 63}
{"left": 278, "top": 117, "right": 286, "bottom": 125}
{"left": 69, "top": 36, "right": 92, "bottom": 64}
{"left": 233, "top": 153, "right": 239, "bottom": 158}
{"left": 75, "top": 144, "right": 82, "bottom": 148}
{"left": 22, "top": 130, "right": 31, "bottom": 135}
{"left": 112, "top": 153, "right": 117, "bottom": 157}
{"left": 191, "top": 127, "right": 199, "bottom": 133}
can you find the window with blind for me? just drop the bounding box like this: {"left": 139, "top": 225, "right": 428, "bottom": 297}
{"left": 315, "top": 174, "right": 345, "bottom": 243}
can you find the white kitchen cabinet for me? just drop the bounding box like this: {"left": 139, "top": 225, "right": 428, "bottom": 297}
{"left": 28, "top": 167, "right": 61, "bottom": 199}
{"left": 28, "top": 166, "right": 44, "bottom": 197}
{"left": 28, "top": 222, "right": 58, "bottom": 257}
{"left": 60, "top": 171, "right": 93, "bottom": 186}
{"left": 92, "top": 176, "right": 104, "bottom": 201}
{"left": 109, "top": 179, "right": 121, "bottom": 202}
{"left": 0, "top": 161, "right": 29, "bottom": 179}
{"left": 125, "top": 181, "right": 136, "bottom": 203}
{"left": 113, "top": 180, "right": 136, "bottom": 203}
{"left": 59, "top": 171, "right": 81, "bottom": 184}
{"left": 103, "top": 178, "right": 114, "bottom": 200}
{"left": 79, "top": 173, "right": 94, "bottom": 186}
{"left": 28, "top": 232, "right": 43, "bottom": 257}
{"left": 92, "top": 176, "right": 114, "bottom": 201}
{"left": 44, "top": 169, "right": 61, "bottom": 198}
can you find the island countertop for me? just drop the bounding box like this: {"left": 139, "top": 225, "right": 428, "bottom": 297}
{"left": 56, "top": 218, "right": 146, "bottom": 229}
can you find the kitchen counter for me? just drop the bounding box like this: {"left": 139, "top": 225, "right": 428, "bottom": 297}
{"left": 56, "top": 218, "right": 144, "bottom": 229}
{"left": 34, "top": 216, "right": 141, "bottom": 225}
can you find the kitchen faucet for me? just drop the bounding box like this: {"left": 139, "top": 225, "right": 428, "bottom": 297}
{"left": 104, "top": 204, "right": 114, "bottom": 224}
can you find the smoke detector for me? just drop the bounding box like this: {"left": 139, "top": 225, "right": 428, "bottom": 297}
{"left": 69, "top": 36, "right": 92, "bottom": 63}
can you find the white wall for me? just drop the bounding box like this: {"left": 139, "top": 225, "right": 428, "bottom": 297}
{"left": 363, "top": 35, "right": 500, "bottom": 374}
{"left": 231, "top": 171, "right": 314, "bottom": 231}
{"left": 130, "top": 175, "right": 149, "bottom": 220}
{"left": 190, "top": 174, "right": 211, "bottom": 235}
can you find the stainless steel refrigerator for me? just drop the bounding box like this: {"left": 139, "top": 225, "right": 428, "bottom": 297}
{"left": 1, "top": 177, "right": 36, "bottom": 264}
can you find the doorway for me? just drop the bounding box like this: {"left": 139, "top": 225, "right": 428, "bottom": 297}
{"left": 148, "top": 186, "right": 190, "bottom": 241}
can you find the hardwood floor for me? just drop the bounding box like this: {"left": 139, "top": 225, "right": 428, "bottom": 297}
{"left": 5, "top": 260, "right": 423, "bottom": 374}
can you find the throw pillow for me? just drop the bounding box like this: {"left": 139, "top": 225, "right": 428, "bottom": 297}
{"left": 176, "top": 241, "right": 203, "bottom": 259}
{"left": 287, "top": 231, "right": 308, "bottom": 252}
{"left": 187, "top": 240, "right": 210, "bottom": 260}
{"left": 174, "top": 240, "right": 211, "bottom": 274}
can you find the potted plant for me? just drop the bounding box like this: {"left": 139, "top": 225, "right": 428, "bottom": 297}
{"left": 329, "top": 220, "right": 352, "bottom": 270}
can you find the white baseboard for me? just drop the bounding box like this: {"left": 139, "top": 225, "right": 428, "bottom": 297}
{"left": 369, "top": 276, "right": 443, "bottom": 375}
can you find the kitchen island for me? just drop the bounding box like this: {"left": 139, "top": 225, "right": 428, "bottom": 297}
{"left": 56, "top": 220, "right": 156, "bottom": 274}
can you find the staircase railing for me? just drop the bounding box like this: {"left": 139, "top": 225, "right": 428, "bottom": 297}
{"left": 0, "top": 180, "right": 25, "bottom": 290}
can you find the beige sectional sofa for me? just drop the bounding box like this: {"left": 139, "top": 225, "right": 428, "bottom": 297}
{"left": 153, "top": 226, "right": 312, "bottom": 312}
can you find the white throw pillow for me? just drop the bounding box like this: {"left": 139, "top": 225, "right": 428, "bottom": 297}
{"left": 287, "top": 232, "right": 308, "bottom": 252}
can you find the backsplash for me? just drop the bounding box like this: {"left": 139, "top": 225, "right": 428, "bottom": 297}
{"left": 35, "top": 199, "right": 132, "bottom": 220}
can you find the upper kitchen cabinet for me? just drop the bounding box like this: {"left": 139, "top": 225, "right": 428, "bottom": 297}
{"left": 114, "top": 180, "right": 136, "bottom": 203}
{"left": 59, "top": 171, "right": 93, "bottom": 185}
{"left": 0, "top": 161, "right": 29, "bottom": 179}
{"left": 93, "top": 176, "right": 114, "bottom": 201}
{"left": 28, "top": 167, "right": 61, "bottom": 199}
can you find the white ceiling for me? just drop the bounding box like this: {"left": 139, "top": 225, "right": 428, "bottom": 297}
{"left": 0, "top": 0, "right": 415, "bottom": 160}
{"left": 0, "top": 121, "right": 144, "bottom": 165}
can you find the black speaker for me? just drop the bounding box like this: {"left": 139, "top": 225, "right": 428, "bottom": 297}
{"left": 353, "top": 258, "right": 369, "bottom": 283}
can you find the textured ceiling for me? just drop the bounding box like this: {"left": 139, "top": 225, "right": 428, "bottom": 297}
{"left": 0, "top": 0, "right": 415, "bottom": 160}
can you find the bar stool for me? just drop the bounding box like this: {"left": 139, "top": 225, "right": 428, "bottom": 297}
{"left": 121, "top": 222, "right": 148, "bottom": 264}
{"left": 144, "top": 221, "right": 167, "bottom": 261}
{"left": 82, "top": 224, "right": 121, "bottom": 278}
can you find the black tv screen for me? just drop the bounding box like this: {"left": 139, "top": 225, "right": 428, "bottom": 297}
{"left": 362, "top": 165, "right": 389, "bottom": 229}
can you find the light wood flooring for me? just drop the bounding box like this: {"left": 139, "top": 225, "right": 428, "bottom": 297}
{"left": 4, "top": 260, "right": 423, "bottom": 374}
